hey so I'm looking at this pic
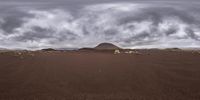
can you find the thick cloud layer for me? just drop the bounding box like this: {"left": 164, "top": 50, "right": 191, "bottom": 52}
{"left": 0, "top": 2, "right": 200, "bottom": 49}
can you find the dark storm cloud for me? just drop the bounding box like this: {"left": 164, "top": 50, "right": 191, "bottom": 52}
{"left": 1, "top": 15, "right": 23, "bottom": 34}
{"left": 0, "top": 1, "right": 200, "bottom": 49}
{"left": 185, "top": 28, "right": 200, "bottom": 41}
{"left": 118, "top": 6, "right": 200, "bottom": 25}
{"left": 114, "top": 5, "right": 200, "bottom": 46}
{"left": 165, "top": 27, "right": 178, "bottom": 36}
{"left": 13, "top": 27, "right": 53, "bottom": 42}
{"left": 0, "top": 8, "right": 33, "bottom": 34}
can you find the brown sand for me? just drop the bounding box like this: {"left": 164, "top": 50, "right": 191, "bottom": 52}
{"left": 0, "top": 50, "right": 200, "bottom": 100}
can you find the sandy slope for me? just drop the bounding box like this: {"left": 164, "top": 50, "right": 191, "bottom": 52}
{"left": 0, "top": 50, "right": 200, "bottom": 100}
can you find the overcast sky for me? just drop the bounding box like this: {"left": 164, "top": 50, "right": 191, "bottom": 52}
{"left": 0, "top": 0, "right": 200, "bottom": 49}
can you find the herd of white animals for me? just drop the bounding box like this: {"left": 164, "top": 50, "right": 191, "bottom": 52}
{"left": 114, "top": 49, "right": 200, "bottom": 55}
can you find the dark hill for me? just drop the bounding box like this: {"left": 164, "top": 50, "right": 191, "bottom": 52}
{"left": 94, "top": 43, "right": 121, "bottom": 50}
{"left": 41, "top": 48, "right": 56, "bottom": 51}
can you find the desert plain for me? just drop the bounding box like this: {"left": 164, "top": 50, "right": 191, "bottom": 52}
{"left": 0, "top": 44, "right": 200, "bottom": 100}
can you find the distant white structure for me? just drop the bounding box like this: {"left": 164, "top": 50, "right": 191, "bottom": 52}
{"left": 114, "top": 50, "right": 120, "bottom": 54}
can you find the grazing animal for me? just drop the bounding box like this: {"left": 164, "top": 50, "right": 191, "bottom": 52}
{"left": 114, "top": 50, "right": 120, "bottom": 54}
{"left": 125, "top": 51, "right": 134, "bottom": 54}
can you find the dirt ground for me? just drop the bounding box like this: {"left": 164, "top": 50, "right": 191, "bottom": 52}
{"left": 0, "top": 49, "right": 200, "bottom": 100}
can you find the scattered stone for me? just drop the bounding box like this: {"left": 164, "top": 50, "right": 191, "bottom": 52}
{"left": 192, "top": 51, "right": 195, "bottom": 54}
{"left": 133, "top": 51, "right": 142, "bottom": 55}
{"left": 20, "top": 56, "right": 24, "bottom": 59}
{"left": 30, "top": 53, "right": 35, "bottom": 57}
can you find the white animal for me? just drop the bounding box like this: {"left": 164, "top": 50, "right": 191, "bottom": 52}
{"left": 128, "top": 51, "right": 134, "bottom": 54}
{"left": 114, "top": 50, "right": 120, "bottom": 54}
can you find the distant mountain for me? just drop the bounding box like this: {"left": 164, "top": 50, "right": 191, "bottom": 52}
{"left": 56, "top": 48, "right": 79, "bottom": 51}
{"left": 94, "top": 43, "right": 121, "bottom": 50}
{"left": 0, "top": 48, "right": 9, "bottom": 50}
{"left": 41, "top": 48, "right": 56, "bottom": 51}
